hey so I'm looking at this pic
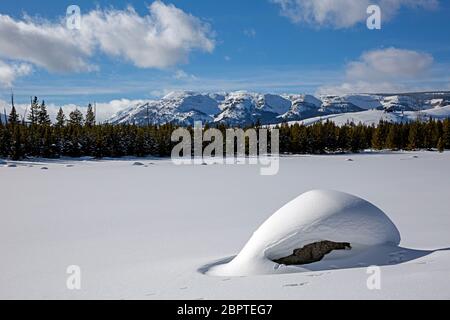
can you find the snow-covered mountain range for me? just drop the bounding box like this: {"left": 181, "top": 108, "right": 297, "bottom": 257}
{"left": 286, "top": 106, "right": 450, "bottom": 128}
{"left": 109, "top": 91, "right": 450, "bottom": 126}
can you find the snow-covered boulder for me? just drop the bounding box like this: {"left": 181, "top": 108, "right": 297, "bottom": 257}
{"left": 208, "top": 190, "right": 400, "bottom": 276}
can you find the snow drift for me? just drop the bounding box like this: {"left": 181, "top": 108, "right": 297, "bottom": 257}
{"left": 207, "top": 190, "right": 401, "bottom": 276}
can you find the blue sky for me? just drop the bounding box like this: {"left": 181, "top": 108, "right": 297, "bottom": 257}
{"left": 0, "top": 0, "right": 449, "bottom": 109}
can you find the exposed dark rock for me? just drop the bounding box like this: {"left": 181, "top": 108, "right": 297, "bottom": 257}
{"left": 273, "top": 240, "right": 351, "bottom": 266}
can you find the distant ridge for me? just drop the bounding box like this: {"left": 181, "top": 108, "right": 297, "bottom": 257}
{"left": 108, "top": 91, "right": 450, "bottom": 126}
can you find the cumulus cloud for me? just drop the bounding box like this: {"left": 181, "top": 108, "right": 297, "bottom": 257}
{"left": 80, "top": 2, "right": 215, "bottom": 68}
{"left": 318, "top": 48, "right": 436, "bottom": 94}
{"left": 0, "top": 60, "right": 32, "bottom": 87}
{"left": 346, "top": 48, "right": 433, "bottom": 80}
{"left": 271, "top": 0, "right": 438, "bottom": 28}
{"left": 0, "top": 14, "right": 95, "bottom": 73}
{"left": 0, "top": 1, "right": 215, "bottom": 86}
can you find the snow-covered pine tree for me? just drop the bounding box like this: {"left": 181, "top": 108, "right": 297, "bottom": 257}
{"left": 68, "top": 109, "right": 84, "bottom": 126}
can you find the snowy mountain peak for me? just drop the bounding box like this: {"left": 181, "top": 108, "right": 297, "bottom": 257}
{"left": 108, "top": 91, "right": 450, "bottom": 126}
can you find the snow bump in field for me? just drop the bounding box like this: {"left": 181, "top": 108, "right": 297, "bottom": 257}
{"left": 206, "top": 190, "right": 401, "bottom": 276}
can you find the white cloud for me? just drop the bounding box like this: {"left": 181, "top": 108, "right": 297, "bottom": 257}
{"left": 318, "top": 81, "right": 407, "bottom": 95}
{"left": 0, "top": 14, "right": 95, "bottom": 73}
{"left": 0, "top": 60, "right": 32, "bottom": 87}
{"left": 95, "top": 99, "right": 146, "bottom": 122}
{"left": 0, "top": 98, "right": 141, "bottom": 123}
{"left": 173, "top": 69, "right": 197, "bottom": 80}
{"left": 0, "top": 1, "right": 215, "bottom": 85}
{"left": 80, "top": 2, "right": 215, "bottom": 69}
{"left": 347, "top": 48, "right": 433, "bottom": 80}
{"left": 271, "top": 0, "right": 438, "bottom": 28}
{"left": 317, "top": 47, "right": 436, "bottom": 94}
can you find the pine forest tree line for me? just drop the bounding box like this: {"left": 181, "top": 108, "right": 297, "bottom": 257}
{"left": 1, "top": 97, "right": 450, "bottom": 160}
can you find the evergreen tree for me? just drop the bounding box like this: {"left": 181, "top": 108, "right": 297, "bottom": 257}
{"left": 135, "top": 128, "right": 147, "bottom": 157}
{"left": 371, "top": 126, "right": 384, "bottom": 150}
{"left": 386, "top": 125, "right": 399, "bottom": 150}
{"left": 349, "top": 125, "right": 366, "bottom": 153}
{"left": 0, "top": 122, "right": 6, "bottom": 156}
{"left": 41, "top": 126, "right": 59, "bottom": 158}
{"left": 38, "top": 101, "right": 51, "bottom": 126}
{"left": 55, "top": 108, "right": 66, "bottom": 127}
{"left": 423, "top": 118, "right": 437, "bottom": 150}
{"left": 443, "top": 119, "right": 450, "bottom": 149}
{"left": 437, "top": 137, "right": 445, "bottom": 153}
{"left": 68, "top": 109, "right": 84, "bottom": 126}
{"left": 85, "top": 104, "right": 96, "bottom": 127}
{"left": 8, "top": 106, "right": 19, "bottom": 125}
{"left": 408, "top": 122, "right": 421, "bottom": 150}
{"left": 27, "top": 96, "right": 40, "bottom": 125}
{"left": 10, "top": 125, "right": 24, "bottom": 160}
{"left": 93, "top": 129, "right": 106, "bottom": 158}
{"left": 337, "top": 125, "right": 350, "bottom": 152}
{"left": 302, "top": 125, "right": 314, "bottom": 153}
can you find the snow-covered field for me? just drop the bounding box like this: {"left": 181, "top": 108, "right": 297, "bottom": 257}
{"left": 1, "top": 153, "right": 450, "bottom": 300}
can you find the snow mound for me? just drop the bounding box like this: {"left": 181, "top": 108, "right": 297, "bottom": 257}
{"left": 207, "top": 190, "right": 400, "bottom": 276}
